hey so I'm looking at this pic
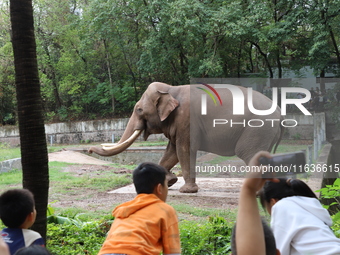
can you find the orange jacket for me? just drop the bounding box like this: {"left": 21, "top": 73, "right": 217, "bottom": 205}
{"left": 98, "top": 193, "right": 181, "bottom": 255}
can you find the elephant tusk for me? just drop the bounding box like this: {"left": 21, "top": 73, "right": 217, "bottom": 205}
{"left": 101, "top": 130, "right": 142, "bottom": 151}
{"left": 100, "top": 143, "right": 118, "bottom": 148}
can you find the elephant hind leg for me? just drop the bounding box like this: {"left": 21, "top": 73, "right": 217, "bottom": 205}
{"left": 235, "top": 128, "right": 279, "bottom": 165}
{"left": 159, "top": 142, "right": 179, "bottom": 187}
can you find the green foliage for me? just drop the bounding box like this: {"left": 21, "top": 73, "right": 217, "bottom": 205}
{"left": 46, "top": 202, "right": 112, "bottom": 254}
{"left": 318, "top": 179, "right": 340, "bottom": 208}
{"left": 45, "top": 200, "right": 234, "bottom": 254}
{"left": 317, "top": 179, "right": 340, "bottom": 237}
{"left": 47, "top": 221, "right": 108, "bottom": 254}
{"left": 46, "top": 214, "right": 233, "bottom": 255}
{"left": 2, "top": 0, "right": 340, "bottom": 122}
{"left": 318, "top": 179, "right": 340, "bottom": 216}
{"left": 180, "top": 216, "right": 232, "bottom": 255}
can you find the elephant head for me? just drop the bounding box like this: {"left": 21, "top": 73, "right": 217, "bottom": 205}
{"left": 88, "top": 82, "right": 179, "bottom": 156}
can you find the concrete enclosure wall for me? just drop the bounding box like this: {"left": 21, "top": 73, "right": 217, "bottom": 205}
{"left": 0, "top": 114, "right": 321, "bottom": 146}
{"left": 0, "top": 119, "right": 167, "bottom": 146}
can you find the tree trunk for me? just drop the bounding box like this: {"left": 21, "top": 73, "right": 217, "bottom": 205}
{"left": 276, "top": 48, "right": 282, "bottom": 78}
{"left": 251, "top": 41, "right": 274, "bottom": 78}
{"left": 248, "top": 43, "right": 254, "bottom": 73}
{"left": 237, "top": 41, "right": 243, "bottom": 78}
{"left": 103, "top": 39, "right": 115, "bottom": 113}
{"left": 320, "top": 69, "right": 326, "bottom": 92}
{"left": 10, "top": 0, "right": 49, "bottom": 241}
{"left": 329, "top": 26, "right": 340, "bottom": 67}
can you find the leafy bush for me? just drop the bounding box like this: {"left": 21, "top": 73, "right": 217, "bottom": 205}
{"left": 47, "top": 220, "right": 109, "bottom": 254}
{"left": 46, "top": 214, "right": 233, "bottom": 255}
{"left": 180, "top": 216, "right": 232, "bottom": 255}
{"left": 318, "top": 178, "right": 340, "bottom": 237}
{"left": 46, "top": 204, "right": 112, "bottom": 254}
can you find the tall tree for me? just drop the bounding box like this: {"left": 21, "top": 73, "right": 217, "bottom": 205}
{"left": 9, "top": 0, "right": 49, "bottom": 240}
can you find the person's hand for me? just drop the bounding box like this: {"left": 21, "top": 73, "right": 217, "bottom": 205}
{"left": 243, "top": 151, "right": 279, "bottom": 194}
{"left": 0, "top": 237, "right": 9, "bottom": 255}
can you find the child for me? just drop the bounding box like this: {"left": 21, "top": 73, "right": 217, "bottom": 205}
{"left": 231, "top": 219, "right": 279, "bottom": 255}
{"left": 0, "top": 189, "right": 44, "bottom": 255}
{"left": 14, "top": 245, "right": 51, "bottom": 255}
{"left": 259, "top": 178, "right": 340, "bottom": 255}
{"left": 98, "top": 162, "right": 181, "bottom": 255}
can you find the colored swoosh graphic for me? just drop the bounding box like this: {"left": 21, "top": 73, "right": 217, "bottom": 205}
{"left": 197, "top": 87, "right": 217, "bottom": 105}
{"left": 202, "top": 83, "right": 223, "bottom": 106}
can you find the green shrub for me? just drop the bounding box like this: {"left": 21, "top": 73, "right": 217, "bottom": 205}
{"left": 46, "top": 203, "right": 233, "bottom": 254}
{"left": 47, "top": 220, "right": 111, "bottom": 254}
{"left": 318, "top": 178, "right": 340, "bottom": 237}
{"left": 180, "top": 216, "right": 232, "bottom": 255}
{"left": 46, "top": 204, "right": 112, "bottom": 254}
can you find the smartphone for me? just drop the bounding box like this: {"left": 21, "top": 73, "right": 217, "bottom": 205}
{"left": 259, "top": 151, "right": 306, "bottom": 177}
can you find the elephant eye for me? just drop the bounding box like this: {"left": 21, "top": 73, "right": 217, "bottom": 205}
{"left": 137, "top": 107, "right": 143, "bottom": 113}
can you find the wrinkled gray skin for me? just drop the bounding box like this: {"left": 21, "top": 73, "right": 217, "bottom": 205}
{"left": 89, "top": 82, "right": 284, "bottom": 193}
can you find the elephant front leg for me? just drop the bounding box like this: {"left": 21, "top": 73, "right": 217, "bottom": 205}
{"left": 177, "top": 146, "right": 198, "bottom": 193}
{"left": 159, "top": 142, "right": 179, "bottom": 187}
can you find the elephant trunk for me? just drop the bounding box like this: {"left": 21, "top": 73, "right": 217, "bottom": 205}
{"left": 88, "top": 130, "right": 142, "bottom": 156}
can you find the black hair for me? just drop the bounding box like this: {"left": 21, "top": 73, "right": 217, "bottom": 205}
{"left": 259, "top": 178, "right": 317, "bottom": 209}
{"left": 231, "top": 218, "right": 277, "bottom": 255}
{"left": 133, "top": 162, "right": 167, "bottom": 194}
{"left": 14, "top": 245, "right": 51, "bottom": 255}
{"left": 0, "top": 189, "right": 35, "bottom": 228}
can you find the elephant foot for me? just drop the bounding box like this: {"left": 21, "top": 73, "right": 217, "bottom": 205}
{"left": 167, "top": 172, "right": 178, "bottom": 187}
{"left": 179, "top": 183, "right": 199, "bottom": 193}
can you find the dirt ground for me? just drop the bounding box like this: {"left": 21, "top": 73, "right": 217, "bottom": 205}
{"left": 48, "top": 150, "right": 242, "bottom": 213}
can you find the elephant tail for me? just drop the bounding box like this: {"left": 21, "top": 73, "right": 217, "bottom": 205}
{"left": 272, "top": 119, "right": 285, "bottom": 154}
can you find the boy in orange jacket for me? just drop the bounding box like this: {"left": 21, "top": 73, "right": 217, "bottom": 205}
{"left": 98, "top": 162, "right": 181, "bottom": 255}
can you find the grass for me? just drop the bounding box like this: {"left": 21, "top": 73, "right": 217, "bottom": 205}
{"left": 0, "top": 143, "right": 20, "bottom": 161}
{"left": 204, "top": 140, "right": 312, "bottom": 165}
{"left": 0, "top": 169, "right": 22, "bottom": 189}
{"left": 274, "top": 141, "right": 311, "bottom": 154}
{"left": 134, "top": 141, "right": 168, "bottom": 147}
{"left": 50, "top": 162, "right": 132, "bottom": 192}
{"left": 172, "top": 203, "right": 237, "bottom": 222}
{"left": 62, "top": 174, "right": 131, "bottom": 192}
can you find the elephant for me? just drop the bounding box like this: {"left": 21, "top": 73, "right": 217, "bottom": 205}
{"left": 89, "top": 82, "right": 284, "bottom": 193}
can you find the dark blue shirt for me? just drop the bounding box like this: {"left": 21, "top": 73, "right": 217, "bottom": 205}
{"left": 1, "top": 228, "right": 45, "bottom": 255}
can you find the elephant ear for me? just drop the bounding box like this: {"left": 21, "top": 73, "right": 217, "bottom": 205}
{"left": 156, "top": 91, "right": 179, "bottom": 121}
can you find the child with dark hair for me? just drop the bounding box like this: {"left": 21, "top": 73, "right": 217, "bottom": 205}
{"left": 98, "top": 162, "right": 181, "bottom": 255}
{"left": 231, "top": 219, "right": 279, "bottom": 255}
{"left": 259, "top": 178, "right": 340, "bottom": 255}
{"left": 0, "top": 189, "right": 44, "bottom": 255}
{"left": 14, "top": 245, "right": 51, "bottom": 255}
